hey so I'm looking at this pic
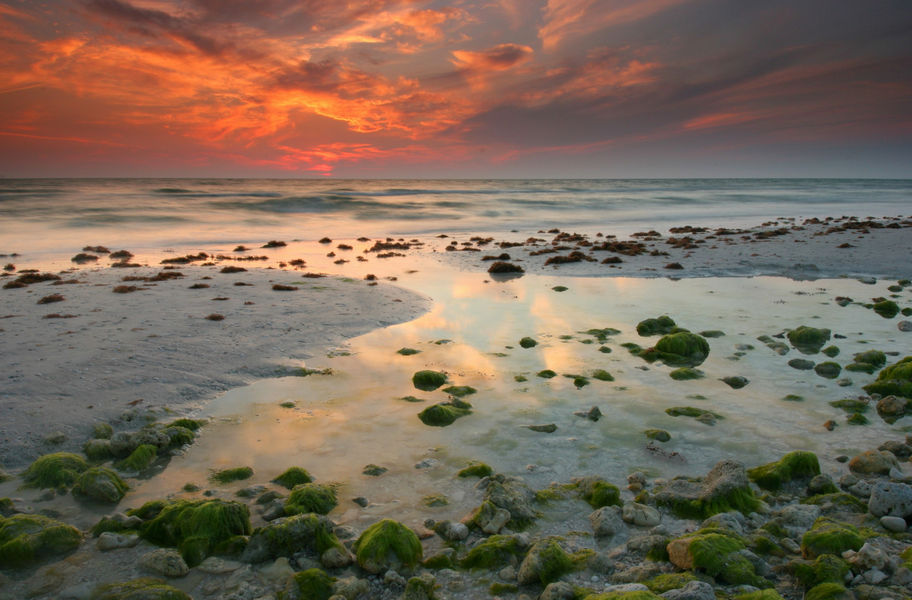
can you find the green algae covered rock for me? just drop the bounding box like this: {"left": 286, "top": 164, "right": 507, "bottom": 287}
{"left": 644, "top": 572, "right": 697, "bottom": 593}
{"left": 790, "top": 553, "right": 850, "bottom": 589}
{"left": 637, "top": 315, "right": 677, "bottom": 336}
{"left": 787, "top": 326, "right": 831, "bottom": 354}
{"left": 242, "top": 513, "right": 342, "bottom": 564}
{"left": 519, "top": 336, "right": 538, "bottom": 348}
{"left": 747, "top": 451, "right": 820, "bottom": 491}
{"left": 667, "top": 528, "right": 768, "bottom": 587}
{"left": 800, "top": 518, "right": 863, "bottom": 559}
{"left": 284, "top": 483, "right": 338, "bottom": 516}
{"left": 583, "top": 592, "right": 662, "bottom": 600}
{"left": 863, "top": 356, "right": 912, "bottom": 399}
{"left": 652, "top": 332, "right": 710, "bottom": 367}
{"left": 576, "top": 477, "right": 621, "bottom": 509}
{"left": 73, "top": 467, "right": 129, "bottom": 503}
{"left": 0, "top": 513, "right": 82, "bottom": 567}
{"left": 460, "top": 534, "right": 526, "bottom": 569}
{"left": 412, "top": 370, "right": 447, "bottom": 391}
{"left": 354, "top": 519, "right": 422, "bottom": 574}
{"left": 873, "top": 299, "right": 900, "bottom": 318}
{"left": 517, "top": 537, "right": 574, "bottom": 585}
{"left": 22, "top": 452, "right": 88, "bottom": 489}
{"left": 537, "top": 369, "right": 557, "bottom": 379}
{"left": 403, "top": 573, "right": 437, "bottom": 600}
{"left": 84, "top": 438, "right": 114, "bottom": 462}
{"left": 209, "top": 466, "right": 253, "bottom": 484}
{"left": 655, "top": 460, "right": 758, "bottom": 519}
{"left": 804, "top": 582, "right": 853, "bottom": 600}
{"left": 644, "top": 429, "right": 671, "bottom": 442}
{"left": 90, "top": 577, "right": 191, "bottom": 600}
{"left": 418, "top": 399, "right": 472, "bottom": 427}
{"left": 442, "top": 385, "right": 476, "bottom": 397}
{"left": 397, "top": 347, "right": 421, "bottom": 356}
{"left": 814, "top": 362, "right": 841, "bottom": 379}
{"left": 847, "top": 349, "right": 887, "bottom": 374}
{"left": 287, "top": 568, "right": 334, "bottom": 600}
{"left": 734, "top": 592, "right": 784, "bottom": 600}
{"left": 591, "top": 369, "right": 614, "bottom": 381}
{"left": 272, "top": 466, "right": 313, "bottom": 489}
{"left": 458, "top": 462, "right": 493, "bottom": 478}
{"left": 137, "top": 499, "right": 251, "bottom": 566}
{"left": 92, "top": 422, "right": 114, "bottom": 439}
{"left": 116, "top": 444, "right": 158, "bottom": 472}
{"left": 670, "top": 367, "right": 704, "bottom": 380}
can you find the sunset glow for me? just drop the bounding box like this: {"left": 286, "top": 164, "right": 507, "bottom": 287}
{"left": 1, "top": 0, "right": 909, "bottom": 177}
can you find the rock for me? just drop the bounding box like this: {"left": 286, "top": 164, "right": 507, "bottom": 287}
{"left": 242, "top": 513, "right": 342, "bottom": 564}
{"left": 787, "top": 326, "right": 831, "bottom": 354}
{"left": 472, "top": 501, "right": 511, "bottom": 534}
{"left": 702, "top": 511, "right": 745, "bottom": 535}
{"left": 140, "top": 548, "right": 190, "bottom": 578}
{"left": 481, "top": 474, "right": 538, "bottom": 524}
{"left": 332, "top": 576, "right": 370, "bottom": 600}
{"left": 197, "top": 556, "right": 243, "bottom": 574}
{"left": 517, "top": 538, "right": 573, "bottom": 585}
{"left": 433, "top": 520, "right": 468, "bottom": 542}
{"left": 586, "top": 406, "right": 602, "bottom": 421}
{"left": 72, "top": 467, "right": 129, "bottom": 503}
{"left": 414, "top": 458, "right": 440, "bottom": 469}
{"left": 660, "top": 580, "right": 716, "bottom": 600}
{"left": 868, "top": 481, "right": 912, "bottom": 517}
{"left": 539, "top": 581, "right": 575, "bottom": 600}
{"left": 879, "top": 516, "right": 906, "bottom": 532}
{"left": 96, "top": 531, "right": 139, "bottom": 551}
{"left": 0, "top": 514, "right": 82, "bottom": 567}
{"left": 768, "top": 504, "right": 821, "bottom": 539}
{"left": 589, "top": 506, "right": 625, "bottom": 537}
{"left": 898, "top": 320, "right": 912, "bottom": 332}
{"left": 89, "top": 578, "right": 191, "bottom": 600}
{"left": 849, "top": 450, "right": 900, "bottom": 475}
{"left": 621, "top": 502, "right": 661, "bottom": 527}
{"left": 876, "top": 395, "right": 908, "bottom": 423}
{"left": 321, "top": 545, "right": 354, "bottom": 568}
{"left": 262, "top": 499, "right": 286, "bottom": 520}
{"left": 603, "top": 583, "right": 649, "bottom": 593}
{"left": 402, "top": 573, "right": 436, "bottom": 600}
{"left": 526, "top": 424, "right": 557, "bottom": 433}
{"left": 814, "top": 362, "right": 842, "bottom": 379}
{"left": 788, "top": 358, "right": 815, "bottom": 370}
{"left": 383, "top": 569, "right": 406, "bottom": 587}
{"left": 260, "top": 556, "right": 295, "bottom": 584}
{"left": 354, "top": 520, "right": 422, "bottom": 574}
{"left": 879, "top": 439, "right": 912, "bottom": 458}
{"left": 848, "top": 479, "right": 873, "bottom": 498}
{"left": 44, "top": 431, "right": 67, "bottom": 444}
{"left": 808, "top": 474, "right": 839, "bottom": 495}
{"left": 654, "top": 459, "right": 758, "bottom": 518}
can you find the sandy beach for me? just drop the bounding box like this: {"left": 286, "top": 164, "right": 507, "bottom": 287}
{"left": 1, "top": 217, "right": 911, "bottom": 600}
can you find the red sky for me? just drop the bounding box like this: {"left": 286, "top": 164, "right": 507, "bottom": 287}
{"left": 0, "top": 0, "right": 910, "bottom": 177}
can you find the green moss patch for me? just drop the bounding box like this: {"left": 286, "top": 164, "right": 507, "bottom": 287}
{"left": 117, "top": 444, "right": 158, "bottom": 472}
{"left": 645, "top": 429, "right": 671, "bottom": 442}
{"left": 137, "top": 499, "right": 251, "bottom": 566}
{"left": 576, "top": 478, "right": 621, "bottom": 509}
{"left": 804, "top": 582, "right": 851, "bottom": 600}
{"left": 863, "top": 356, "right": 912, "bottom": 399}
{"left": 290, "top": 568, "right": 335, "bottom": 600}
{"left": 814, "top": 362, "right": 841, "bottom": 379}
{"left": 22, "top": 452, "right": 88, "bottom": 489}
{"left": 591, "top": 369, "right": 614, "bottom": 381}
{"left": 670, "top": 367, "right": 704, "bottom": 380}
{"left": 637, "top": 315, "right": 677, "bottom": 336}
{"left": 460, "top": 534, "right": 525, "bottom": 569}
{"left": 412, "top": 370, "right": 448, "bottom": 391}
{"left": 418, "top": 399, "right": 472, "bottom": 426}
{"left": 800, "top": 518, "right": 863, "bottom": 559}
{"left": 354, "top": 519, "right": 422, "bottom": 574}
{"left": 0, "top": 513, "right": 82, "bottom": 567}
{"left": 651, "top": 332, "right": 710, "bottom": 367}
{"left": 73, "top": 467, "right": 129, "bottom": 503}
{"left": 458, "top": 462, "right": 493, "bottom": 478}
{"left": 519, "top": 336, "right": 538, "bottom": 348}
{"left": 397, "top": 347, "right": 421, "bottom": 355}
{"left": 747, "top": 451, "right": 820, "bottom": 491}
{"left": 209, "top": 466, "right": 253, "bottom": 484}
{"left": 873, "top": 299, "right": 899, "bottom": 318}
{"left": 90, "top": 577, "right": 191, "bottom": 600}
{"left": 787, "top": 326, "right": 831, "bottom": 354}
{"left": 442, "top": 385, "right": 477, "bottom": 397}
{"left": 644, "top": 572, "right": 698, "bottom": 593}
{"left": 686, "top": 529, "right": 769, "bottom": 587}
{"left": 284, "top": 483, "right": 338, "bottom": 516}
{"left": 272, "top": 466, "right": 313, "bottom": 489}
{"left": 790, "top": 553, "right": 850, "bottom": 589}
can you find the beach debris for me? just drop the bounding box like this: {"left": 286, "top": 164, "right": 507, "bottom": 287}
{"left": 262, "top": 240, "right": 287, "bottom": 248}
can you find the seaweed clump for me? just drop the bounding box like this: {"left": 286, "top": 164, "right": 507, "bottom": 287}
{"left": 353, "top": 519, "right": 422, "bottom": 574}
{"left": 272, "top": 466, "right": 313, "bottom": 489}
{"left": 418, "top": 399, "right": 472, "bottom": 427}
{"left": 134, "top": 499, "right": 251, "bottom": 566}
{"left": 90, "top": 577, "right": 191, "bottom": 600}
{"left": 0, "top": 513, "right": 82, "bottom": 567}
{"left": 800, "top": 518, "right": 863, "bottom": 559}
{"left": 73, "top": 467, "right": 129, "bottom": 503}
{"left": 458, "top": 462, "right": 493, "bottom": 478}
{"left": 412, "top": 370, "right": 447, "bottom": 391}
{"left": 668, "top": 528, "right": 769, "bottom": 587}
{"left": 636, "top": 315, "right": 678, "bottom": 336}
{"left": 209, "top": 466, "right": 254, "bottom": 484}
{"left": 747, "top": 451, "right": 820, "bottom": 491}
{"left": 786, "top": 326, "right": 831, "bottom": 354}
{"left": 863, "top": 356, "right": 912, "bottom": 399}
{"left": 284, "top": 483, "right": 338, "bottom": 516}
{"left": 643, "top": 332, "right": 710, "bottom": 367}
{"left": 22, "top": 452, "right": 88, "bottom": 489}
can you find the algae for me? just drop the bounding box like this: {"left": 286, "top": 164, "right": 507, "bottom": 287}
{"left": 284, "top": 483, "right": 338, "bottom": 515}
{"left": 412, "top": 370, "right": 448, "bottom": 391}
{"left": 591, "top": 369, "right": 614, "bottom": 382}
{"left": 289, "top": 568, "right": 335, "bottom": 600}
{"left": 863, "top": 356, "right": 912, "bottom": 399}
{"left": 137, "top": 499, "right": 251, "bottom": 566}
{"left": 670, "top": 367, "right": 704, "bottom": 380}
{"left": 209, "top": 466, "right": 254, "bottom": 484}
{"left": 354, "top": 519, "right": 422, "bottom": 574}
{"left": 418, "top": 400, "right": 472, "bottom": 426}
{"left": 787, "top": 326, "right": 831, "bottom": 354}
{"left": 577, "top": 478, "right": 621, "bottom": 509}
{"left": 89, "top": 577, "right": 191, "bottom": 600}
{"left": 117, "top": 444, "right": 158, "bottom": 472}
{"left": 442, "top": 385, "right": 477, "bottom": 397}
{"left": 272, "top": 466, "right": 313, "bottom": 489}
{"left": 73, "top": 467, "right": 129, "bottom": 503}
{"left": 747, "top": 451, "right": 820, "bottom": 491}
{"left": 22, "top": 452, "right": 89, "bottom": 489}
{"left": 800, "top": 518, "right": 863, "bottom": 559}
{"left": 460, "top": 534, "right": 524, "bottom": 569}
{"left": 458, "top": 463, "right": 493, "bottom": 478}
{"left": 0, "top": 513, "right": 82, "bottom": 567}
{"left": 873, "top": 299, "right": 899, "bottom": 318}
{"left": 636, "top": 315, "right": 677, "bottom": 336}
{"left": 652, "top": 332, "right": 710, "bottom": 367}
{"left": 519, "top": 337, "right": 538, "bottom": 348}
{"left": 397, "top": 347, "right": 421, "bottom": 355}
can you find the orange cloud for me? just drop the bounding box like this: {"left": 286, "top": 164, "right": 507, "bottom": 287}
{"left": 540, "top": 0, "right": 689, "bottom": 51}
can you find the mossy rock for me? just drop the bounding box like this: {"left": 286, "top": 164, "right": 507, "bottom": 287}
{"left": 117, "top": 444, "right": 159, "bottom": 472}
{"left": 644, "top": 571, "right": 697, "bottom": 593}
{"left": 577, "top": 478, "right": 621, "bottom": 509}
{"left": 458, "top": 463, "right": 493, "bottom": 478}
{"left": 0, "top": 513, "right": 82, "bottom": 567}
{"left": 22, "top": 452, "right": 89, "bottom": 489}
{"left": 644, "top": 429, "right": 671, "bottom": 442}
{"left": 747, "top": 451, "right": 820, "bottom": 491}
{"left": 829, "top": 397, "right": 868, "bottom": 413}
{"left": 591, "top": 369, "right": 614, "bottom": 381}
{"left": 242, "top": 513, "right": 342, "bottom": 564}
{"left": 583, "top": 592, "right": 662, "bottom": 600}
{"left": 852, "top": 349, "right": 886, "bottom": 366}
{"left": 672, "top": 529, "right": 768, "bottom": 587}
{"left": 863, "top": 356, "right": 912, "bottom": 399}
{"left": 801, "top": 493, "right": 866, "bottom": 513}
{"left": 846, "top": 412, "right": 868, "bottom": 425}
{"left": 424, "top": 552, "right": 455, "bottom": 569}
{"left": 272, "top": 466, "right": 313, "bottom": 489}
{"left": 519, "top": 337, "right": 538, "bottom": 348}
{"left": 84, "top": 438, "right": 114, "bottom": 462}
{"left": 670, "top": 367, "right": 704, "bottom": 380}
{"left": 665, "top": 406, "right": 723, "bottom": 424}
{"left": 814, "top": 362, "right": 841, "bottom": 379}
{"left": 790, "top": 553, "right": 850, "bottom": 588}
{"left": 89, "top": 577, "right": 191, "bottom": 600}
{"left": 734, "top": 592, "right": 784, "bottom": 600}
{"left": 720, "top": 375, "right": 749, "bottom": 389}
{"left": 655, "top": 460, "right": 758, "bottom": 519}
{"left": 637, "top": 315, "right": 677, "bottom": 336}
{"left": 652, "top": 332, "right": 710, "bottom": 367}
{"left": 397, "top": 347, "right": 421, "bottom": 356}
{"left": 804, "top": 582, "right": 853, "bottom": 600}
{"left": 285, "top": 483, "right": 338, "bottom": 516}
{"left": 288, "top": 568, "right": 335, "bottom": 600}
{"left": 73, "top": 467, "right": 129, "bottom": 503}
{"left": 460, "top": 534, "right": 525, "bottom": 569}
{"left": 169, "top": 418, "right": 204, "bottom": 432}
{"left": 403, "top": 574, "right": 437, "bottom": 600}
{"left": 353, "top": 519, "right": 422, "bottom": 574}
{"left": 787, "top": 326, "right": 831, "bottom": 354}
{"left": 517, "top": 538, "right": 574, "bottom": 585}
{"left": 137, "top": 499, "right": 251, "bottom": 567}
{"left": 412, "top": 370, "right": 447, "bottom": 391}
{"left": 873, "top": 299, "right": 899, "bottom": 318}
{"left": 162, "top": 426, "right": 195, "bottom": 449}
{"left": 584, "top": 327, "right": 621, "bottom": 342}
{"left": 800, "top": 517, "right": 863, "bottom": 559}
{"left": 210, "top": 466, "right": 253, "bottom": 484}
{"left": 821, "top": 345, "right": 840, "bottom": 358}
{"left": 418, "top": 400, "right": 472, "bottom": 427}
{"left": 92, "top": 422, "right": 114, "bottom": 439}
{"left": 442, "top": 385, "right": 476, "bottom": 397}
{"left": 537, "top": 369, "right": 557, "bottom": 379}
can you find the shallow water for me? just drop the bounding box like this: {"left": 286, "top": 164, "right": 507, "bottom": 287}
{"left": 116, "top": 258, "right": 910, "bottom": 531}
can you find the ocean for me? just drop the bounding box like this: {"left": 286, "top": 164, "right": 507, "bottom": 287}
{"left": 1, "top": 178, "right": 910, "bottom": 258}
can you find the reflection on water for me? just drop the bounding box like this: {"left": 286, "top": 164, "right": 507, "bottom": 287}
{"left": 126, "top": 264, "right": 909, "bottom": 530}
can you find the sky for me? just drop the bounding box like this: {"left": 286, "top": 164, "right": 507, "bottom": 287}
{"left": 0, "top": 0, "right": 910, "bottom": 178}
